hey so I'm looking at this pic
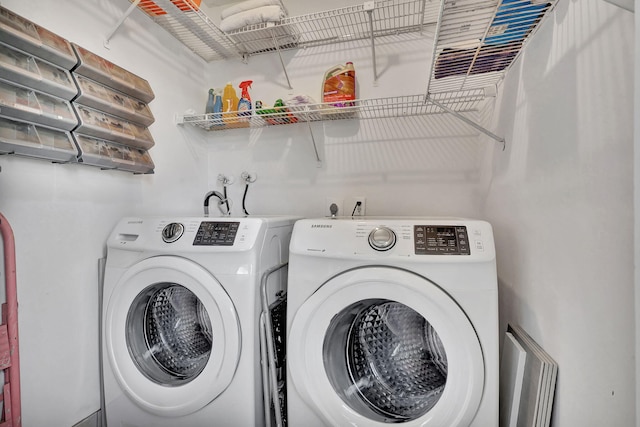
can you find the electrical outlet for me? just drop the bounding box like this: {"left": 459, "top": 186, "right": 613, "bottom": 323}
{"left": 325, "top": 197, "right": 343, "bottom": 217}
{"left": 348, "top": 196, "right": 366, "bottom": 216}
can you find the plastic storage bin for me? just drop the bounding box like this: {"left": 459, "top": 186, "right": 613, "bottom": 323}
{"left": 71, "top": 44, "right": 155, "bottom": 103}
{"left": 0, "top": 116, "right": 78, "bottom": 162}
{"left": 72, "top": 104, "right": 155, "bottom": 150}
{"left": 72, "top": 133, "right": 154, "bottom": 174}
{"left": 0, "top": 80, "right": 78, "bottom": 130}
{"left": 0, "top": 43, "right": 77, "bottom": 100}
{"left": 73, "top": 74, "right": 155, "bottom": 126}
{"left": 0, "top": 6, "right": 77, "bottom": 69}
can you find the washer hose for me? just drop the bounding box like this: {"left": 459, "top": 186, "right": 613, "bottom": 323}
{"left": 203, "top": 191, "right": 225, "bottom": 217}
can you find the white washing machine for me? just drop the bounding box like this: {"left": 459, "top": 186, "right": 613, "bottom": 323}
{"left": 286, "top": 218, "right": 498, "bottom": 427}
{"left": 101, "top": 216, "right": 297, "bottom": 427}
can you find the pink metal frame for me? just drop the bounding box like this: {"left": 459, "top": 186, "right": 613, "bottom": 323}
{"left": 0, "top": 213, "right": 21, "bottom": 427}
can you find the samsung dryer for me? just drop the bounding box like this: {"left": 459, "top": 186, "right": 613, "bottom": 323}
{"left": 101, "top": 216, "right": 297, "bottom": 427}
{"left": 286, "top": 218, "right": 498, "bottom": 427}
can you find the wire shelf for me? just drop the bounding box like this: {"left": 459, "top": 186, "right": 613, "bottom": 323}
{"left": 427, "top": 0, "right": 557, "bottom": 94}
{"left": 178, "top": 91, "right": 486, "bottom": 131}
{"left": 127, "top": 0, "right": 437, "bottom": 60}
{"left": 226, "top": 0, "right": 439, "bottom": 56}
{"left": 136, "top": 0, "right": 241, "bottom": 61}
{"left": 125, "top": 0, "right": 556, "bottom": 94}
{"left": 124, "top": 0, "right": 557, "bottom": 91}
{"left": 123, "top": 0, "right": 558, "bottom": 145}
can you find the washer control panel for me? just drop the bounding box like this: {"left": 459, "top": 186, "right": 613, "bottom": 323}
{"left": 414, "top": 225, "right": 470, "bottom": 255}
{"left": 193, "top": 221, "right": 240, "bottom": 246}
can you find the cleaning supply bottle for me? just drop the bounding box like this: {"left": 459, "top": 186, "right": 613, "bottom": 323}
{"left": 205, "top": 88, "right": 215, "bottom": 114}
{"left": 212, "top": 88, "right": 223, "bottom": 126}
{"left": 255, "top": 100, "right": 276, "bottom": 125}
{"left": 222, "top": 82, "right": 239, "bottom": 124}
{"left": 238, "top": 80, "right": 253, "bottom": 122}
{"left": 273, "top": 99, "right": 297, "bottom": 125}
{"left": 322, "top": 62, "right": 356, "bottom": 108}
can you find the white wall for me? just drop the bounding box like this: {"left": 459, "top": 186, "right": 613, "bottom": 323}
{"left": 483, "top": 0, "right": 635, "bottom": 425}
{"left": 636, "top": 0, "right": 640, "bottom": 423}
{"left": 202, "top": 34, "right": 491, "bottom": 218}
{"left": 0, "top": 0, "right": 210, "bottom": 425}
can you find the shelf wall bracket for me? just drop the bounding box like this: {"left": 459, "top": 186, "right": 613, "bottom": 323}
{"left": 427, "top": 96, "right": 506, "bottom": 150}
{"left": 270, "top": 28, "right": 293, "bottom": 90}
{"left": 305, "top": 114, "right": 322, "bottom": 167}
{"left": 104, "top": 0, "right": 142, "bottom": 48}
{"left": 365, "top": 2, "right": 378, "bottom": 84}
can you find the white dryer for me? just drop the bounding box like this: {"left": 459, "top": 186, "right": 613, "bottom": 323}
{"left": 102, "top": 216, "right": 297, "bottom": 427}
{"left": 286, "top": 218, "right": 498, "bottom": 427}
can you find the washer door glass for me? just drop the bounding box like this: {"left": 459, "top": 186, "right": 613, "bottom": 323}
{"left": 324, "top": 299, "right": 448, "bottom": 422}
{"left": 127, "top": 283, "right": 213, "bottom": 386}
{"left": 105, "top": 256, "right": 240, "bottom": 417}
{"left": 288, "top": 266, "right": 484, "bottom": 426}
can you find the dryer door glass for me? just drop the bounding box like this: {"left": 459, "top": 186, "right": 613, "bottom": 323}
{"left": 324, "top": 299, "right": 448, "bottom": 422}
{"left": 126, "top": 283, "right": 213, "bottom": 386}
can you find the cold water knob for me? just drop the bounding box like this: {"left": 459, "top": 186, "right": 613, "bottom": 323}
{"left": 368, "top": 226, "right": 396, "bottom": 251}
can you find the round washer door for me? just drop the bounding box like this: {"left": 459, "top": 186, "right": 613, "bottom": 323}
{"left": 105, "top": 256, "right": 240, "bottom": 417}
{"left": 288, "top": 266, "right": 484, "bottom": 426}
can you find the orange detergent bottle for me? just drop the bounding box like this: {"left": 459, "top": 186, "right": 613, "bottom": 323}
{"left": 222, "top": 82, "right": 239, "bottom": 124}
{"left": 322, "top": 62, "right": 355, "bottom": 107}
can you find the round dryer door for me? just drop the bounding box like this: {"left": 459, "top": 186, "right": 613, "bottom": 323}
{"left": 288, "top": 266, "right": 484, "bottom": 426}
{"left": 105, "top": 256, "right": 240, "bottom": 417}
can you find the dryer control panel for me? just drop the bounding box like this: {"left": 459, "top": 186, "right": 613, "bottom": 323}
{"left": 414, "top": 225, "right": 470, "bottom": 255}
{"left": 289, "top": 218, "right": 495, "bottom": 262}
{"left": 193, "top": 221, "right": 240, "bottom": 246}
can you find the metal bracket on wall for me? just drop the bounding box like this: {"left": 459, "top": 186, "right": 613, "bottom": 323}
{"left": 365, "top": 1, "right": 378, "bottom": 84}
{"left": 104, "top": 0, "right": 142, "bottom": 48}
{"left": 270, "top": 28, "right": 293, "bottom": 90}
{"left": 307, "top": 121, "right": 322, "bottom": 167}
{"left": 427, "top": 95, "right": 506, "bottom": 150}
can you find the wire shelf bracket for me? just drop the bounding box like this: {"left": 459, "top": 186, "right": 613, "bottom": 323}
{"left": 270, "top": 27, "right": 293, "bottom": 90}
{"left": 307, "top": 121, "right": 322, "bottom": 167}
{"left": 427, "top": 95, "right": 505, "bottom": 150}
{"left": 104, "top": 0, "right": 142, "bottom": 48}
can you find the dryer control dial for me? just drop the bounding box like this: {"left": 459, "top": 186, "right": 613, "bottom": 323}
{"left": 368, "top": 226, "right": 396, "bottom": 251}
{"left": 162, "top": 222, "right": 184, "bottom": 243}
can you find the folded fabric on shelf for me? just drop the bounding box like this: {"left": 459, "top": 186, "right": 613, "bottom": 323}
{"left": 434, "top": 41, "right": 523, "bottom": 79}
{"left": 220, "top": 0, "right": 282, "bottom": 20}
{"left": 219, "top": 4, "right": 285, "bottom": 32}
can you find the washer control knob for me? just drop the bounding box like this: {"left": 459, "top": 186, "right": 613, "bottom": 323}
{"left": 368, "top": 226, "right": 396, "bottom": 251}
{"left": 162, "top": 222, "right": 184, "bottom": 243}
